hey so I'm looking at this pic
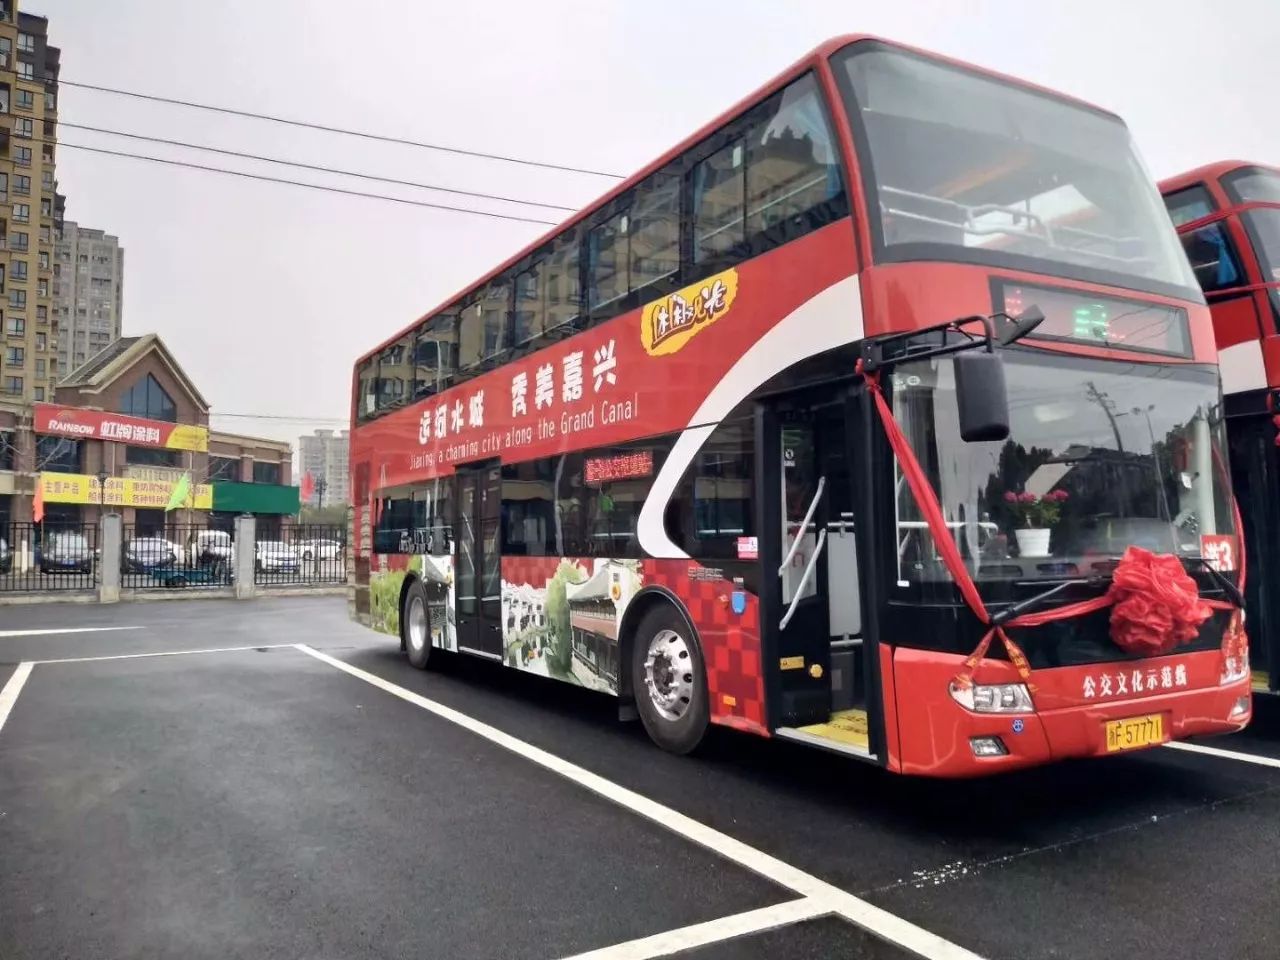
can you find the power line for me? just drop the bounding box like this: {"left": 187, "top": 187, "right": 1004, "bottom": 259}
{"left": 57, "top": 120, "right": 579, "bottom": 212}
{"left": 209, "top": 412, "right": 348, "bottom": 423}
{"left": 58, "top": 78, "right": 625, "bottom": 180}
{"left": 56, "top": 141, "right": 560, "bottom": 226}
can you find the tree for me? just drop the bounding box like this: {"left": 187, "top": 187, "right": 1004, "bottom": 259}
{"left": 544, "top": 560, "right": 586, "bottom": 675}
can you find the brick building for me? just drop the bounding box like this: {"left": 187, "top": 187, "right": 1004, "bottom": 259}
{"left": 0, "top": 333, "right": 297, "bottom": 535}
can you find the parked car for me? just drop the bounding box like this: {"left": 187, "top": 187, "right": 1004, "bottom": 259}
{"left": 123, "top": 537, "right": 178, "bottom": 572}
{"left": 255, "top": 541, "right": 300, "bottom": 573}
{"left": 42, "top": 532, "right": 94, "bottom": 574}
{"left": 188, "top": 529, "right": 233, "bottom": 567}
{"left": 297, "top": 538, "right": 343, "bottom": 561}
{"left": 0, "top": 537, "right": 10, "bottom": 575}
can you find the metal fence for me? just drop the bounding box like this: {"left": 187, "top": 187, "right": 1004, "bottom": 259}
{"left": 254, "top": 524, "right": 346, "bottom": 586}
{"left": 0, "top": 521, "right": 100, "bottom": 592}
{"left": 121, "top": 523, "right": 233, "bottom": 590}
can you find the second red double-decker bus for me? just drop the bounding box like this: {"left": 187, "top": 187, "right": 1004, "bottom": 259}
{"left": 350, "top": 36, "right": 1250, "bottom": 776}
{"left": 1160, "top": 161, "right": 1280, "bottom": 695}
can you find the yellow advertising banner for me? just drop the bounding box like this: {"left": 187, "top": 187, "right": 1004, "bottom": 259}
{"left": 165, "top": 424, "right": 209, "bottom": 452}
{"left": 39, "top": 473, "right": 213, "bottom": 510}
{"left": 639, "top": 267, "right": 739, "bottom": 357}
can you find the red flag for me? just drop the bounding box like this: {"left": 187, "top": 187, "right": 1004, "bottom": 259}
{"left": 32, "top": 475, "right": 44, "bottom": 523}
{"left": 300, "top": 471, "right": 316, "bottom": 503}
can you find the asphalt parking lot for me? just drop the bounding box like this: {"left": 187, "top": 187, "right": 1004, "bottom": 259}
{"left": 3, "top": 597, "right": 1280, "bottom": 959}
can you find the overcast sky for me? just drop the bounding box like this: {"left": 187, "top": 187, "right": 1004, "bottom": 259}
{"left": 37, "top": 0, "right": 1280, "bottom": 447}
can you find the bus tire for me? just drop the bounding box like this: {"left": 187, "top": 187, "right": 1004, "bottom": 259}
{"left": 403, "top": 580, "right": 433, "bottom": 670}
{"left": 632, "top": 605, "right": 708, "bottom": 755}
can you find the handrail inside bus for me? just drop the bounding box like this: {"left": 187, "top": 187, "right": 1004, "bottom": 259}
{"left": 877, "top": 185, "right": 1151, "bottom": 268}
{"left": 779, "top": 475, "right": 826, "bottom": 576}
{"left": 780, "top": 528, "right": 827, "bottom": 631}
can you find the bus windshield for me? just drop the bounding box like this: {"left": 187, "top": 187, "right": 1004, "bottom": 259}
{"left": 890, "top": 351, "right": 1236, "bottom": 585}
{"left": 835, "top": 45, "right": 1198, "bottom": 298}
{"left": 1224, "top": 167, "right": 1280, "bottom": 206}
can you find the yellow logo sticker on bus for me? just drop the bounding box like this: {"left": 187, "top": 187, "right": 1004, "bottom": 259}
{"left": 640, "top": 268, "right": 739, "bottom": 356}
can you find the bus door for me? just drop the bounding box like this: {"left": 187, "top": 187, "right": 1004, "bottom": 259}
{"left": 758, "top": 385, "right": 864, "bottom": 734}
{"left": 454, "top": 462, "right": 504, "bottom": 659}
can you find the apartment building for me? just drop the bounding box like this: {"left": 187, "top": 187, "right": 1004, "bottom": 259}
{"left": 54, "top": 221, "right": 124, "bottom": 373}
{"left": 298, "top": 428, "right": 349, "bottom": 506}
{"left": 0, "top": 2, "right": 59, "bottom": 411}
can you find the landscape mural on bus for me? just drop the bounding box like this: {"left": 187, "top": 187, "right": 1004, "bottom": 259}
{"left": 364, "top": 549, "right": 769, "bottom": 734}
{"left": 500, "top": 556, "right": 642, "bottom": 694}
{"left": 368, "top": 553, "right": 456, "bottom": 652}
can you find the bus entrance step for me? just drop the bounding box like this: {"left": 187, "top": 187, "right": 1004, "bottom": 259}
{"left": 775, "top": 709, "right": 875, "bottom": 761}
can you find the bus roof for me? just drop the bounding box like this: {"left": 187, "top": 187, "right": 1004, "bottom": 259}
{"left": 1158, "top": 160, "right": 1274, "bottom": 194}
{"left": 357, "top": 34, "right": 1124, "bottom": 368}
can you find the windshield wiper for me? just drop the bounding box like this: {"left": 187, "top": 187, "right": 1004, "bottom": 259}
{"left": 989, "top": 557, "right": 1243, "bottom": 629}
{"left": 990, "top": 578, "right": 1091, "bottom": 627}
{"left": 1181, "top": 557, "right": 1245, "bottom": 609}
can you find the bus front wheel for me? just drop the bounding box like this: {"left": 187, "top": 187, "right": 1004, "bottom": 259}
{"left": 403, "top": 580, "right": 433, "bottom": 670}
{"left": 632, "top": 606, "right": 708, "bottom": 755}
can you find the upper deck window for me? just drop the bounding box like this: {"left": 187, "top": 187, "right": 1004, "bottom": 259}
{"left": 1163, "top": 185, "right": 1216, "bottom": 227}
{"left": 834, "top": 44, "right": 1199, "bottom": 300}
{"left": 1223, "top": 167, "right": 1280, "bottom": 206}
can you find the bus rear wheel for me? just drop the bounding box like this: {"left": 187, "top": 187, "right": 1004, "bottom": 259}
{"left": 403, "top": 580, "right": 433, "bottom": 670}
{"left": 632, "top": 606, "right": 708, "bottom": 755}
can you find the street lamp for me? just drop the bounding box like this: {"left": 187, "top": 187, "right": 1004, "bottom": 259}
{"left": 96, "top": 468, "right": 108, "bottom": 512}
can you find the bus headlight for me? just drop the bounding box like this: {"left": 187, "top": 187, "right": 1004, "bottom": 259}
{"left": 1220, "top": 652, "right": 1249, "bottom": 685}
{"left": 950, "top": 681, "right": 1034, "bottom": 713}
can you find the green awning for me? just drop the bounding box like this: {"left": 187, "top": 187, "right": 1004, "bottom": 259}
{"left": 211, "top": 481, "right": 300, "bottom": 515}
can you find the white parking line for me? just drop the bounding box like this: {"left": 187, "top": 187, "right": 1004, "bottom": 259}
{"left": 1165, "top": 741, "right": 1280, "bottom": 770}
{"left": 295, "top": 644, "right": 985, "bottom": 960}
{"left": 34, "top": 643, "right": 300, "bottom": 665}
{"left": 0, "top": 661, "right": 33, "bottom": 735}
{"left": 559, "top": 898, "right": 829, "bottom": 960}
{"left": 0, "top": 626, "right": 145, "bottom": 638}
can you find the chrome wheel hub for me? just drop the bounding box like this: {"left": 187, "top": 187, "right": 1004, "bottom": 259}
{"left": 407, "top": 596, "right": 427, "bottom": 652}
{"left": 643, "top": 629, "right": 694, "bottom": 722}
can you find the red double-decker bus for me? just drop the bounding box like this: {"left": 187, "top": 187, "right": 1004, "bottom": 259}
{"left": 1160, "top": 161, "right": 1280, "bottom": 695}
{"left": 350, "top": 36, "right": 1249, "bottom": 776}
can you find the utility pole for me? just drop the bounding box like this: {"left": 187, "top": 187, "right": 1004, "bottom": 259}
{"left": 1085, "top": 381, "right": 1125, "bottom": 454}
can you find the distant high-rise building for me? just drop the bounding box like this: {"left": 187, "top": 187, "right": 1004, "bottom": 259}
{"left": 298, "top": 428, "right": 349, "bottom": 506}
{"left": 53, "top": 221, "right": 124, "bottom": 376}
{"left": 0, "top": 2, "right": 60, "bottom": 406}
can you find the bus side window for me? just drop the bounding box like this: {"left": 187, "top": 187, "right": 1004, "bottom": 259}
{"left": 459, "top": 299, "right": 483, "bottom": 370}
{"left": 356, "top": 358, "right": 378, "bottom": 422}
{"left": 513, "top": 262, "right": 544, "bottom": 347}
{"left": 587, "top": 211, "right": 629, "bottom": 320}
{"left": 545, "top": 230, "right": 582, "bottom": 337}
{"left": 413, "top": 313, "right": 456, "bottom": 401}
{"left": 376, "top": 337, "right": 410, "bottom": 413}
{"left": 1162, "top": 184, "right": 1216, "bottom": 227}
{"left": 745, "top": 73, "right": 848, "bottom": 251}
{"left": 691, "top": 138, "right": 747, "bottom": 266}
{"left": 664, "top": 415, "right": 755, "bottom": 560}
{"left": 1180, "top": 223, "right": 1243, "bottom": 293}
{"left": 482, "top": 279, "right": 512, "bottom": 360}
{"left": 630, "top": 169, "right": 680, "bottom": 297}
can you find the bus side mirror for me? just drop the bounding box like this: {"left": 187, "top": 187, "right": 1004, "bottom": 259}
{"left": 954, "top": 350, "right": 1010, "bottom": 442}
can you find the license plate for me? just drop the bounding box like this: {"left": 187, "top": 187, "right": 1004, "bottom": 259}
{"left": 1105, "top": 714, "right": 1165, "bottom": 752}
